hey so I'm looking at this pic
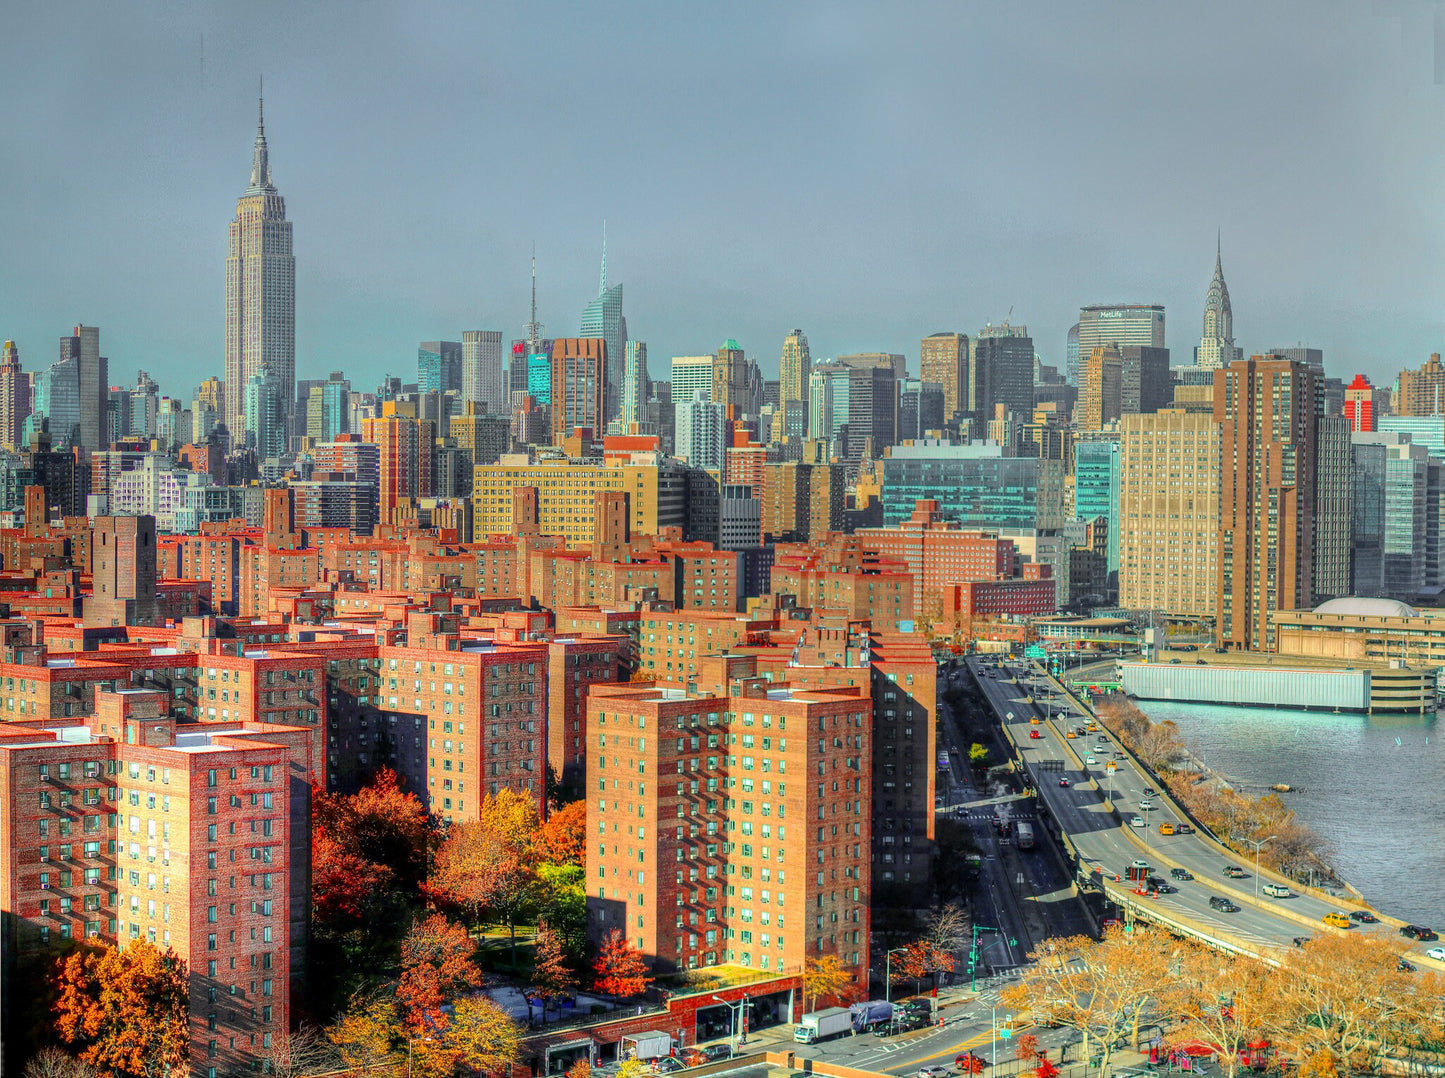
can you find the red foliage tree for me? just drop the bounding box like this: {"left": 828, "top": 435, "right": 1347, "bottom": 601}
{"left": 592, "top": 929, "right": 652, "bottom": 998}
{"left": 316, "top": 768, "right": 431, "bottom": 891}
{"left": 312, "top": 830, "right": 391, "bottom": 929}
{"left": 396, "top": 913, "right": 483, "bottom": 1030}
{"left": 535, "top": 801, "right": 587, "bottom": 867}
{"left": 53, "top": 942, "right": 189, "bottom": 1078}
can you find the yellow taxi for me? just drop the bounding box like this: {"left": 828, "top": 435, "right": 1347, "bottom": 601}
{"left": 1322, "top": 911, "right": 1352, "bottom": 929}
{"left": 1158, "top": 823, "right": 1175, "bottom": 835}
{"left": 1065, "top": 730, "right": 1078, "bottom": 739}
{"left": 1029, "top": 716, "right": 1041, "bottom": 725}
{"left": 1086, "top": 721, "right": 1098, "bottom": 732}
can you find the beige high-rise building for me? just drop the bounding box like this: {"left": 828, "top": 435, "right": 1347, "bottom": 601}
{"left": 1395, "top": 354, "right": 1445, "bottom": 417}
{"left": 225, "top": 96, "right": 295, "bottom": 443}
{"left": 0, "top": 340, "right": 30, "bottom": 452}
{"left": 1080, "top": 345, "right": 1123, "bottom": 431}
{"left": 1118, "top": 409, "right": 1222, "bottom": 617}
{"left": 920, "top": 333, "right": 968, "bottom": 421}
{"left": 1215, "top": 356, "right": 1320, "bottom": 651}
{"left": 779, "top": 329, "right": 811, "bottom": 407}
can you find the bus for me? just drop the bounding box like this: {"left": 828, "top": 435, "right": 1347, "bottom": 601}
{"left": 937, "top": 751, "right": 951, "bottom": 773}
{"left": 1016, "top": 820, "right": 1035, "bottom": 850}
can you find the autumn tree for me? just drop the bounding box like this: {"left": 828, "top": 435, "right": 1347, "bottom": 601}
{"left": 314, "top": 768, "right": 432, "bottom": 892}
{"left": 446, "top": 995, "right": 522, "bottom": 1078}
{"left": 536, "top": 800, "right": 587, "bottom": 867}
{"left": 430, "top": 788, "right": 540, "bottom": 967}
{"left": 1161, "top": 943, "right": 1280, "bottom": 1078}
{"left": 52, "top": 942, "right": 188, "bottom": 1078}
{"left": 592, "top": 929, "right": 653, "bottom": 998}
{"left": 530, "top": 924, "right": 580, "bottom": 1017}
{"left": 311, "top": 768, "right": 433, "bottom": 1015}
{"left": 1274, "top": 934, "right": 1422, "bottom": 1078}
{"left": 565, "top": 1059, "right": 593, "bottom": 1078}
{"left": 895, "top": 939, "right": 956, "bottom": 993}
{"left": 1002, "top": 928, "right": 1174, "bottom": 1075}
{"left": 803, "top": 955, "right": 853, "bottom": 1011}
{"left": 1013, "top": 1034, "right": 1041, "bottom": 1066}
{"left": 397, "top": 913, "right": 484, "bottom": 1030}
{"left": 325, "top": 992, "right": 403, "bottom": 1072}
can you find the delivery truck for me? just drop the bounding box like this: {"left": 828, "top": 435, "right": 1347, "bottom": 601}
{"left": 794, "top": 1007, "right": 853, "bottom": 1044}
{"left": 620, "top": 1032, "right": 673, "bottom": 1061}
{"left": 850, "top": 1000, "right": 893, "bottom": 1033}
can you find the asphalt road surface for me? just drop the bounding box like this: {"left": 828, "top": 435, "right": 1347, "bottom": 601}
{"left": 966, "top": 656, "right": 1445, "bottom": 966}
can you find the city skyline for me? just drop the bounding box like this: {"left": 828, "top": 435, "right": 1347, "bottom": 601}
{"left": 4, "top": 3, "right": 1445, "bottom": 394}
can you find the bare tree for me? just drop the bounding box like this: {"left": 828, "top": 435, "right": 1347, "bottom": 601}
{"left": 925, "top": 903, "right": 971, "bottom": 957}
{"left": 262, "top": 1025, "right": 341, "bottom": 1078}
{"left": 23, "top": 1048, "right": 99, "bottom": 1078}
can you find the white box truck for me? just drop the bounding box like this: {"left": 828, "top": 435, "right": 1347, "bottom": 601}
{"left": 621, "top": 1032, "right": 673, "bottom": 1061}
{"left": 794, "top": 1007, "right": 853, "bottom": 1044}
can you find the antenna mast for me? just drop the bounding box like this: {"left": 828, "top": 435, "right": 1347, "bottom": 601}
{"left": 524, "top": 245, "right": 543, "bottom": 355}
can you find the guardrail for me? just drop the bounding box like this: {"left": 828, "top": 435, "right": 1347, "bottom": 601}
{"left": 971, "top": 659, "right": 1358, "bottom": 959}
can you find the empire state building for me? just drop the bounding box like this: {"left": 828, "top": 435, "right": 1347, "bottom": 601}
{"left": 225, "top": 95, "right": 295, "bottom": 445}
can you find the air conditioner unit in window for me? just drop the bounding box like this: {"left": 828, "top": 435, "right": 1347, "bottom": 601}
{"left": 40, "top": 882, "right": 49, "bottom": 889}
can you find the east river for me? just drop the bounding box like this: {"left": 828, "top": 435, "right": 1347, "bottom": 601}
{"left": 1134, "top": 700, "right": 1445, "bottom": 927}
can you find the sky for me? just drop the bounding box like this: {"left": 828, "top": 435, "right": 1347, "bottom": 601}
{"left": 4, "top": 1, "right": 1445, "bottom": 399}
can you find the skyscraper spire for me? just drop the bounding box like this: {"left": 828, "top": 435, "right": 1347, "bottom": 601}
{"left": 1196, "top": 236, "right": 1238, "bottom": 370}
{"left": 247, "top": 80, "right": 273, "bottom": 194}
{"left": 599, "top": 220, "right": 608, "bottom": 296}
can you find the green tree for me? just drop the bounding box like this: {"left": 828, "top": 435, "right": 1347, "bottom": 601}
{"left": 536, "top": 862, "right": 588, "bottom": 964}
{"left": 969, "top": 742, "right": 990, "bottom": 768}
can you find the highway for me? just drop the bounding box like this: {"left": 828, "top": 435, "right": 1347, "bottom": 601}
{"left": 937, "top": 673, "right": 1098, "bottom": 959}
{"left": 965, "top": 655, "right": 1445, "bottom": 966}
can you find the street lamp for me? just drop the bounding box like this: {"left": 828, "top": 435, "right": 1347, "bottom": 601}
{"left": 884, "top": 946, "right": 910, "bottom": 1003}
{"left": 1245, "top": 835, "right": 1276, "bottom": 903}
{"left": 711, "top": 995, "right": 746, "bottom": 1055}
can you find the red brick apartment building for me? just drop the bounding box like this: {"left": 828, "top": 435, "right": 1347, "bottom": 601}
{"left": 585, "top": 675, "right": 871, "bottom": 986}
{"left": 0, "top": 689, "right": 312, "bottom": 1078}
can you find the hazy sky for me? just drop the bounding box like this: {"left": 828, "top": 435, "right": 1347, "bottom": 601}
{"left": 4, "top": 1, "right": 1445, "bottom": 398}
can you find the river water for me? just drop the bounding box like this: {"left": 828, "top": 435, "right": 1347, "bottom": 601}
{"left": 1131, "top": 700, "right": 1445, "bottom": 927}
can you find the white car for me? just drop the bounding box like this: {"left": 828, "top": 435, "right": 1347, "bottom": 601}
{"left": 1129, "top": 815, "right": 1145, "bottom": 827}
{"left": 1426, "top": 946, "right": 1445, "bottom": 962}
{"left": 1085, "top": 755, "right": 1097, "bottom": 765}
{"left": 1138, "top": 799, "right": 1154, "bottom": 811}
{"left": 1263, "top": 884, "right": 1292, "bottom": 899}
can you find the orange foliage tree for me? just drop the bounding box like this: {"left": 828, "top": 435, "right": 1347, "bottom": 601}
{"left": 530, "top": 924, "right": 581, "bottom": 1016}
{"left": 536, "top": 801, "right": 587, "bottom": 867}
{"left": 592, "top": 928, "right": 652, "bottom": 998}
{"left": 430, "top": 788, "right": 541, "bottom": 967}
{"left": 53, "top": 942, "right": 188, "bottom": 1078}
{"left": 802, "top": 955, "right": 853, "bottom": 1012}
{"left": 396, "top": 913, "right": 483, "bottom": 1030}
